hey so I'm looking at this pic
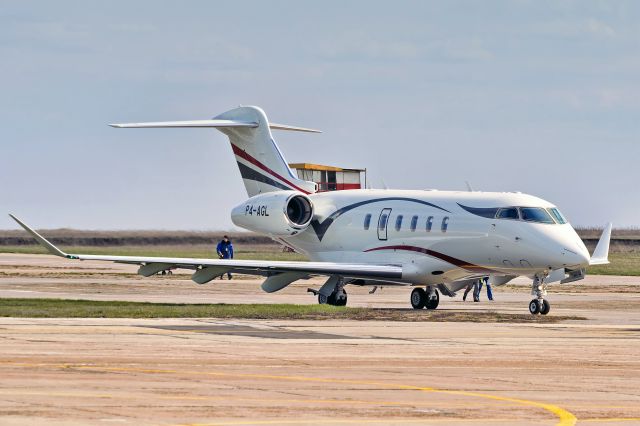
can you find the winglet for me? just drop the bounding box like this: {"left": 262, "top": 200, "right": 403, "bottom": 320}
{"left": 589, "top": 222, "right": 612, "bottom": 265}
{"left": 8, "top": 214, "right": 69, "bottom": 258}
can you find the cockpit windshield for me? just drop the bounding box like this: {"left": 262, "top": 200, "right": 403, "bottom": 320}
{"left": 547, "top": 207, "right": 568, "bottom": 224}
{"left": 520, "top": 207, "right": 555, "bottom": 224}
{"left": 460, "top": 203, "right": 569, "bottom": 225}
{"left": 497, "top": 207, "right": 519, "bottom": 220}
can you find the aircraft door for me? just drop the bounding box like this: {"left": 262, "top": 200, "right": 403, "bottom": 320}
{"left": 377, "top": 208, "right": 392, "bottom": 240}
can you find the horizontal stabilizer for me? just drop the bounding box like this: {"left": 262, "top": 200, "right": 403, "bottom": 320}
{"left": 590, "top": 223, "right": 612, "bottom": 265}
{"left": 268, "top": 123, "right": 322, "bottom": 133}
{"left": 109, "top": 119, "right": 257, "bottom": 129}
{"left": 109, "top": 119, "right": 321, "bottom": 133}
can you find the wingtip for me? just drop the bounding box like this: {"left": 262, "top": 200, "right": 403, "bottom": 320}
{"left": 108, "top": 123, "right": 122, "bottom": 128}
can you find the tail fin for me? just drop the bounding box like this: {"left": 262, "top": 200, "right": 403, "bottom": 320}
{"left": 110, "top": 106, "right": 319, "bottom": 197}
{"left": 213, "top": 106, "right": 317, "bottom": 196}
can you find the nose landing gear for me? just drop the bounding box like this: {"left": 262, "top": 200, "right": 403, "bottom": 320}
{"left": 529, "top": 274, "right": 551, "bottom": 315}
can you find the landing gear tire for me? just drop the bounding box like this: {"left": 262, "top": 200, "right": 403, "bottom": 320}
{"left": 529, "top": 299, "right": 541, "bottom": 315}
{"left": 319, "top": 289, "right": 348, "bottom": 307}
{"left": 426, "top": 289, "right": 440, "bottom": 310}
{"left": 539, "top": 299, "right": 550, "bottom": 315}
{"left": 410, "top": 288, "right": 427, "bottom": 309}
{"left": 334, "top": 288, "right": 347, "bottom": 307}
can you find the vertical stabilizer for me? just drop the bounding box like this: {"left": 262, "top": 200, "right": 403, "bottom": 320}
{"left": 214, "top": 106, "right": 317, "bottom": 197}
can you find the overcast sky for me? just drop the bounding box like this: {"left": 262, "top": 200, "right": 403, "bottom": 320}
{"left": 1, "top": 0, "right": 638, "bottom": 230}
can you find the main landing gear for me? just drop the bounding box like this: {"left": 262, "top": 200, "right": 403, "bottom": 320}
{"left": 308, "top": 276, "right": 348, "bottom": 306}
{"left": 318, "top": 288, "right": 347, "bottom": 306}
{"left": 410, "top": 286, "right": 439, "bottom": 310}
{"left": 529, "top": 274, "right": 551, "bottom": 315}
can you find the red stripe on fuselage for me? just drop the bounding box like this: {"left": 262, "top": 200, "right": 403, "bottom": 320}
{"left": 231, "top": 144, "right": 311, "bottom": 194}
{"left": 365, "top": 245, "right": 496, "bottom": 273}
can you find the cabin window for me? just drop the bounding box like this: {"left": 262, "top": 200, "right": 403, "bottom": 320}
{"left": 395, "top": 215, "right": 403, "bottom": 231}
{"left": 497, "top": 208, "right": 519, "bottom": 220}
{"left": 410, "top": 215, "right": 418, "bottom": 232}
{"left": 520, "top": 207, "right": 554, "bottom": 224}
{"left": 379, "top": 214, "right": 388, "bottom": 231}
{"left": 363, "top": 214, "right": 372, "bottom": 230}
{"left": 426, "top": 216, "right": 433, "bottom": 232}
{"left": 441, "top": 216, "right": 449, "bottom": 232}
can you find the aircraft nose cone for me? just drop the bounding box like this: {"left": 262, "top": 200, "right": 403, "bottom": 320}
{"left": 562, "top": 246, "right": 589, "bottom": 267}
{"left": 561, "top": 237, "right": 590, "bottom": 267}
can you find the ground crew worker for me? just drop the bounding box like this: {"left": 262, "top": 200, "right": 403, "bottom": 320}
{"left": 478, "top": 276, "right": 494, "bottom": 301}
{"left": 216, "top": 235, "right": 234, "bottom": 279}
{"left": 464, "top": 277, "right": 494, "bottom": 302}
{"left": 463, "top": 280, "right": 480, "bottom": 302}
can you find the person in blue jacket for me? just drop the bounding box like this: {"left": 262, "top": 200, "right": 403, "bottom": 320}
{"left": 475, "top": 276, "right": 494, "bottom": 301}
{"left": 216, "top": 235, "right": 234, "bottom": 279}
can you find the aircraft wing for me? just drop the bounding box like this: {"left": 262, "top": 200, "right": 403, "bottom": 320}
{"left": 9, "top": 214, "right": 403, "bottom": 284}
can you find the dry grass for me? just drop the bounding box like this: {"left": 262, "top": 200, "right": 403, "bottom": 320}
{"left": 575, "top": 226, "right": 640, "bottom": 239}
{"left": 586, "top": 252, "right": 640, "bottom": 276}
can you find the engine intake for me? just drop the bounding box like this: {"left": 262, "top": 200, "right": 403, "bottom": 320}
{"left": 286, "top": 195, "right": 313, "bottom": 227}
{"left": 231, "top": 191, "right": 315, "bottom": 236}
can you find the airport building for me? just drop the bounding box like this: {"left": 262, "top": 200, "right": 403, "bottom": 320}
{"left": 288, "top": 163, "right": 366, "bottom": 192}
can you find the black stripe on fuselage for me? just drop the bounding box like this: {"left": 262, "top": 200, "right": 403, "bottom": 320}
{"left": 311, "top": 197, "right": 450, "bottom": 241}
{"left": 237, "top": 161, "right": 291, "bottom": 191}
{"left": 365, "top": 244, "right": 498, "bottom": 274}
{"left": 457, "top": 203, "right": 499, "bottom": 218}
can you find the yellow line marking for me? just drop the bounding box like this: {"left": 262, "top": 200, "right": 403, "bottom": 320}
{"left": 0, "top": 361, "right": 577, "bottom": 426}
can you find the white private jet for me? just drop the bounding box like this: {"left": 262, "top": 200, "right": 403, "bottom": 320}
{"left": 10, "top": 106, "right": 612, "bottom": 315}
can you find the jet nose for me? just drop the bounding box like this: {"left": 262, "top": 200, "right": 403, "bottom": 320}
{"left": 561, "top": 230, "right": 590, "bottom": 267}
{"left": 561, "top": 246, "right": 590, "bottom": 267}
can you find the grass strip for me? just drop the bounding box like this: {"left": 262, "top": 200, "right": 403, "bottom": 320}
{"left": 0, "top": 298, "right": 584, "bottom": 323}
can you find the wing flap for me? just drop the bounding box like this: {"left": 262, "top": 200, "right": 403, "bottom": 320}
{"left": 75, "top": 253, "right": 402, "bottom": 279}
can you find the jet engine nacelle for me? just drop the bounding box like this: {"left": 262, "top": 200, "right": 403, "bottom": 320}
{"left": 231, "top": 191, "right": 314, "bottom": 236}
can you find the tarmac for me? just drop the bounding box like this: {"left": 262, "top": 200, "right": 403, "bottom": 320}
{"left": 1, "top": 253, "right": 639, "bottom": 426}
